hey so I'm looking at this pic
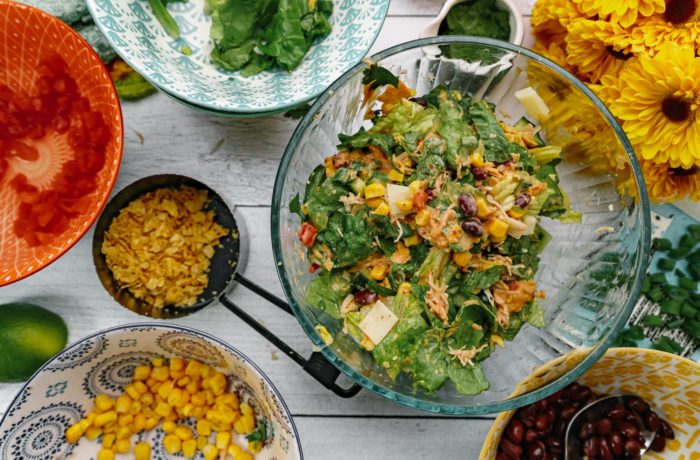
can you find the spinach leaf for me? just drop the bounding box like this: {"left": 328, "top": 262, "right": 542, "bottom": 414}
{"left": 423, "top": 85, "right": 447, "bottom": 108}
{"left": 409, "top": 329, "right": 449, "bottom": 394}
{"left": 289, "top": 193, "right": 303, "bottom": 218}
{"left": 303, "top": 168, "right": 351, "bottom": 230}
{"left": 470, "top": 100, "right": 526, "bottom": 163}
{"left": 362, "top": 63, "right": 399, "bottom": 90}
{"left": 261, "top": 0, "right": 308, "bottom": 71}
{"left": 370, "top": 100, "right": 437, "bottom": 136}
{"left": 351, "top": 272, "right": 394, "bottom": 296}
{"left": 337, "top": 127, "right": 395, "bottom": 156}
{"left": 451, "top": 265, "right": 504, "bottom": 294}
{"left": 306, "top": 271, "right": 351, "bottom": 319}
{"left": 437, "top": 98, "right": 478, "bottom": 170}
{"left": 443, "top": 0, "right": 509, "bottom": 40}
{"left": 447, "top": 361, "right": 489, "bottom": 395}
{"left": 148, "top": 0, "right": 182, "bottom": 39}
{"left": 317, "top": 212, "right": 374, "bottom": 267}
{"left": 373, "top": 293, "right": 428, "bottom": 379}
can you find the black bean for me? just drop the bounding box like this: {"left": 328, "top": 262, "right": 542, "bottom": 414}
{"left": 578, "top": 422, "right": 595, "bottom": 440}
{"left": 645, "top": 410, "right": 661, "bottom": 433}
{"left": 626, "top": 397, "right": 650, "bottom": 414}
{"left": 525, "top": 428, "right": 539, "bottom": 444}
{"left": 515, "top": 193, "right": 531, "bottom": 208}
{"left": 499, "top": 438, "right": 522, "bottom": 460}
{"left": 624, "top": 439, "right": 642, "bottom": 456}
{"left": 461, "top": 219, "right": 483, "bottom": 237}
{"left": 660, "top": 419, "right": 675, "bottom": 439}
{"left": 408, "top": 96, "right": 427, "bottom": 107}
{"left": 598, "top": 437, "right": 614, "bottom": 460}
{"left": 572, "top": 386, "right": 592, "bottom": 402}
{"left": 553, "top": 420, "right": 566, "bottom": 438}
{"left": 618, "top": 421, "right": 639, "bottom": 440}
{"left": 506, "top": 418, "right": 524, "bottom": 444}
{"left": 544, "top": 437, "right": 563, "bottom": 453}
{"left": 625, "top": 411, "right": 645, "bottom": 431}
{"left": 471, "top": 166, "right": 487, "bottom": 181}
{"left": 595, "top": 418, "right": 612, "bottom": 436}
{"left": 458, "top": 194, "right": 477, "bottom": 217}
{"left": 353, "top": 290, "right": 377, "bottom": 306}
{"left": 609, "top": 433, "right": 624, "bottom": 455}
{"left": 527, "top": 440, "right": 546, "bottom": 460}
{"left": 560, "top": 405, "right": 577, "bottom": 421}
{"left": 582, "top": 438, "right": 599, "bottom": 458}
{"left": 607, "top": 404, "right": 627, "bottom": 420}
{"left": 496, "top": 452, "right": 511, "bottom": 460}
{"left": 650, "top": 432, "right": 666, "bottom": 451}
{"left": 522, "top": 416, "right": 535, "bottom": 428}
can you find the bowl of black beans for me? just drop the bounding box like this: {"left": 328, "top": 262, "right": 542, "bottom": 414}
{"left": 480, "top": 348, "right": 700, "bottom": 459}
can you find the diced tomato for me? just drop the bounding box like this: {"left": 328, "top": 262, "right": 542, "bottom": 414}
{"left": 412, "top": 189, "right": 430, "bottom": 210}
{"left": 309, "top": 263, "right": 320, "bottom": 273}
{"left": 298, "top": 222, "right": 318, "bottom": 247}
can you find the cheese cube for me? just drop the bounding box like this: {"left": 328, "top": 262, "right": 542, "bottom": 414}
{"left": 358, "top": 300, "right": 399, "bottom": 345}
{"left": 515, "top": 87, "right": 550, "bottom": 120}
{"left": 386, "top": 184, "right": 413, "bottom": 217}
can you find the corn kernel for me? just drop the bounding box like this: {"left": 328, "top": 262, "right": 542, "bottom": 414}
{"left": 239, "top": 403, "right": 253, "bottom": 416}
{"left": 103, "top": 433, "right": 116, "bottom": 449}
{"left": 387, "top": 168, "right": 404, "bottom": 182}
{"left": 249, "top": 440, "right": 263, "bottom": 453}
{"left": 163, "top": 434, "right": 181, "bottom": 454}
{"left": 236, "top": 452, "right": 253, "bottom": 460}
{"left": 115, "top": 438, "right": 130, "bottom": 453}
{"left": 403, "top": 234, "right": 421, "bottom": 247}
{"left": 202, "top": 444, "right": 219, "bottom": 460}
{"left": 369, "top": 263, "right": 388, "bottom": 281}
{"left": 476, "top": 197, "right": 493, "bottom": 218}
{"left": 65, "top": 422, "right": 84, "bottom": 443}
{"left": 134, "top": 441, "right": 151, "bottom": 460}
{"left": 116, "top": 426, "right": 131, "bottom": 440}
{"left": 185, "top": 380, "right": 199, "bottom": 395}
{"left": 184, "top": 360, "right": 202, "bottom": 377}
{"left": 372, "top": 201, "right": 390, "bottom": 216}
{"left": 176, "top": 376, "right": 190, "bottom": 387}
{"left": 209, "top": 373, "right": 227, "bottom": 396}
{"left": 364, "top": 182, "right": 386, "bottom": 199}
{"left": 174, "top": 425, "right": 193, "bottom": 441}
{"left": 151, "top": 366, "right": 169, "bottom": 382}
{"left": 97, "top": 448, "right": 115, "bottom": 460}
{"left": 141, "top": 392, "right": 154, "bottom": 405}
{"left": 215, "top": 393, "right": 238, "bottom": 408}
{"left": 324, "top": 156, "right": 336, "bottom": 177}
{"left": 151, "top": 358, "right": 164, "bottom": 367}
{"left": 469, "top": 151, "right": 484, "bottom": 167}
{"left": 408, "top": 180, "right": 426, "bottom": 195}
{"left": 94, "top": 411, "right": 117, "bottom": 427}
{"left": 133, "top": 381, "right": 148, "bottom": 395}
{"left": 366, "top": 197, "right": 383, "bottom": 209}
{"left": 169, "top": 357, "right": 184, "bottom": 372}
{"left": 484, "top": 218, "right": 509, "bottom": 242}
{"left": 453, "top": 251, "right": 472, "bottom": 268}
{"left": 125, "top": 383, "right": 140, "bottom": 401}
{"left": 158, "top": 380, "right": 175, "bottom": 400}
{"left": 167, "top": 388, "right": 183, "bottom": 406}
{"left": 115, "top": 395, "right": 132, "bottom": 414}
{"left": 196, "top": 419, "right": 213, "bottom": 437}
{"left": 228, "top": 444, "right": 243, "bottom": 457}
{"left": 491, "top": 334, "right": 505, "bottom": 348}
{"left": 117, "top": 414, "right": 133, "bottom": 427}
{"left": 415, "top": 209, "right": 431, "bottom": 226}
{"left": 182, "top": 439, "right": 197, "bottom": 458}
{"left": 200, "top": 365, "right": 214, "bottom": 379}
{"left": 395, "top": 199, "right": 413, "bottom": 212}
{"left": 86, "top": 412, "right": 96, "bottom": 425}
{"left": 144, "top": 417, "right": 159, "bottom": 430}
{"left": 170, "top": 370, "right": 185, "bottom": 380}
{"left": 216, "top": 431, "right": 231, "bottom": 450}
{"left": 160, "top": 420, "right": 175, "bottom": 434}
{"left": 95, "top": 394, "right": 114, "bottom": 412}
{"left": 133, "top": 413, "right": 147, "bottom": 432}
{"left": 130, "top": 400, "right": 142, "bottom": 415}
{"left": 197, "top": 435, "right": 209, "bottom": 450}
{"left": 146, "top": 377, "right": 158, "bottom": 389}
{"left": 155, "top": 402, "right": 172, "bottom": 418}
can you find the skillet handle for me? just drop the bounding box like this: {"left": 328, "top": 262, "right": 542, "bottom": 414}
{"left": 220, "top": 275, "right": 362, "bottom": 398}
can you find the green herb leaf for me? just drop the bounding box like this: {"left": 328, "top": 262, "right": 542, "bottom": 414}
{"left": 306, "top": 271, "right": 351, "bottom": 320}
{"left": 362, "top": 63, "right": 399, "bottom": 90}
{"left": 246, "top": 421, "right": 268, "bottom": 443}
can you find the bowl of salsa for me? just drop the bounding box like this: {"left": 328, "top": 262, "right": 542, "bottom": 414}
{"left": 0, "top": 1, "right": 123, "bottom": 286}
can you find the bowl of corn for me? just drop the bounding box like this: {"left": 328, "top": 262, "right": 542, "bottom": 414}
{"left": 0, "top": 324, "right": 302, "bottom": 460}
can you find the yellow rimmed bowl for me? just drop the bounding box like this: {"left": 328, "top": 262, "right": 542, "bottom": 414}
{"left": 480, "top": 347, "right": 700, "bottom": 459}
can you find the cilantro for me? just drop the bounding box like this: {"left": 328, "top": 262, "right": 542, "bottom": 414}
{"left": 246, "top": 421, "right": 268, "bottom": 443}
{"left": 362, "top": 63, "right": 399, "bottom": 90}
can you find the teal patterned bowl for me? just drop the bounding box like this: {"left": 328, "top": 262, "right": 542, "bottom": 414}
{"left": 0, "top": 324, "right": 302, "bottom": 459}
{"left": 85, "top": 0, "right": 390, "bottom": 114}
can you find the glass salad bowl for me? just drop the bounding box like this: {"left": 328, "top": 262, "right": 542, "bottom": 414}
{"left": 271, "top": 37, "right": 651, "bottom": 414}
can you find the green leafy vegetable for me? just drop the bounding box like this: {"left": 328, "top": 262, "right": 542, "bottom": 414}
{"left": 246, "top": 421, "right": 268, "bottom": 443}
{"left": 440, "top": 0, "right": 510, "bottom": 64}
{"left": 447, "top": 361, "right": 489, "bottom": 395}
{"left": 147, "top": 0, "right": 182, "bottom": 39}
{"left": 114, "top": 71, "right": 157, "bottom": 100}
{"left": 362, "top": 63, "right": 399, "bottom": 90}
{"left": 317, "top": 212, "right": 374, "bottom": 267}
{"left": 408, "top": 329, "right": 449, "bottom": 393}
{"left": 470, "top": 100, "right": 526, "bottom": 163}
{"left": 306, "top": 271, "right": 351, "bottom": 319}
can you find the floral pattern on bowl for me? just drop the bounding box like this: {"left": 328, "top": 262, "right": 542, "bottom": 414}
{"left": 0, "top": 324, "right": 303, "bottom": 460}
{"left": 480, "top": 348, "right": 700, "bottom": 459}
{"left": 85, "top": 0, "right": 390, "bottom": 114}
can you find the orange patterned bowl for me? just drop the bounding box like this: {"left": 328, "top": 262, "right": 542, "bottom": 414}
{"left": 0, "top": 1, "right": 123, "bottom": 286}
{"left": 480, "top": 348, "right": 700, "bottom": 459}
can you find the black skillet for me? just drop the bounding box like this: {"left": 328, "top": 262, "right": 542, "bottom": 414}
{"left": 92, "top": 174, "right": 361, "bottom": 397}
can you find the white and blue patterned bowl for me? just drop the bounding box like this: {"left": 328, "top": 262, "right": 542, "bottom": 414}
{"left": 85, "top": 0, "right": 390, "bottom": 114}
{"left": 0, "top": 324, "right": 302, "bottom": 460}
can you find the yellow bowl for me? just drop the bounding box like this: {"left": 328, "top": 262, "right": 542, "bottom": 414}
{"left": 480, "top": 348, "right": 700, "bottom": 459}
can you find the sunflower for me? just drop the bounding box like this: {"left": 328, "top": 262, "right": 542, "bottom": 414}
{"left": 590, "top": 73, "right": 623, "bottom": 108}
{"left": 565, "top": 19, "right": 634, "bottom": 83}
{"left": 572, "top": 0, "right": 666, "bottom": 27}
{"left": 532, "top": 0, "right": 587, "bottom": 48}
{"left": 629, "top": 15, "right": 700, "bottom": 55}
{"left": 610, "top": 43, "right": 700, "bottom": 168}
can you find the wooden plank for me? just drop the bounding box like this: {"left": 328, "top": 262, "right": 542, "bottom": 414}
{"left": 295, "top": 416, "right": 493, "bottom": 459}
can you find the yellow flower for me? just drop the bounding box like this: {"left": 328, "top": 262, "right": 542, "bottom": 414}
{"left": 610, "top": 43, "right": 700, "bottom": 168}
{"left": 635, "top": 159, "right": 700, "bottom": 203}
{"left": 532, "top": 0, "right": 587, "bottom": 48}
{"left": 532, "top": 40, "right": 570, "bottom": 70}
{"left": 565, "top": 19, "right": 634, "bottom": 83}
{"left": 572, "top": 0, "right": 666, "bottom": 27}
{"left": 629, "top": 16, "right": 700, "bottom": 55}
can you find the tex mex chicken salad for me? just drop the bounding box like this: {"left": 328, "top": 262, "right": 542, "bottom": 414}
{"left": 291, "top": 64, "right": 581, "bottom": 396}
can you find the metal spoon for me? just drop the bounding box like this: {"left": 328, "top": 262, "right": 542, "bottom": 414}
{"left": 565, "top": 395, "right": 656, "bottom": 459}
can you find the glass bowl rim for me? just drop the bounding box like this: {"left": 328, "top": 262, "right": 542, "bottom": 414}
{"left": 271, "top": 36, "right": 651, "bottom": 415}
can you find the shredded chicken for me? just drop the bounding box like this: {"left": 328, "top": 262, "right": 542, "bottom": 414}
{"left": 528, "top": 182, "right": 547, "bottom": 196}
{"left": 340, "top": 294, "right": 358, "bottom": 317}
{"left": 390, "top": 242, "right": 411, "bottom": 264}
{"left": 426, "top": 272, "right": 449, "bottom": 323}
{"left": 433, "top": 171, "right": 451, "bottom": 195}
{"left": 502, "top": 122, "right": 541, "bottom": 148}
{"left": 339, "top": 193, "right": 365, "bottom": 211}
{"left": 449, "top": 344, "right": 488, "bottom": 366}
{"left": 483, "top": 162, "right": 503, "bottom": 179}
{"left": 469, "top": 254, "right": 514, "bottom": 275}
{"left": 493, "top": 280, "right": 537, "bottom": 326}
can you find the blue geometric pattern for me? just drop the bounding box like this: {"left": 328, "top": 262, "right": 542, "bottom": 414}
{"left": 85, "top": 0, "right": 389, "bottom": 113}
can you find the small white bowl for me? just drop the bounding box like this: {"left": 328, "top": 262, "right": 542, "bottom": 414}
{"left": 420, "top": 0, "right": 525, "bottom": 55}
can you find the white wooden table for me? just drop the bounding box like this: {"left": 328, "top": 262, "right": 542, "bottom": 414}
{"left": 0, "top": 2, "right": 561, "bottom": 458}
